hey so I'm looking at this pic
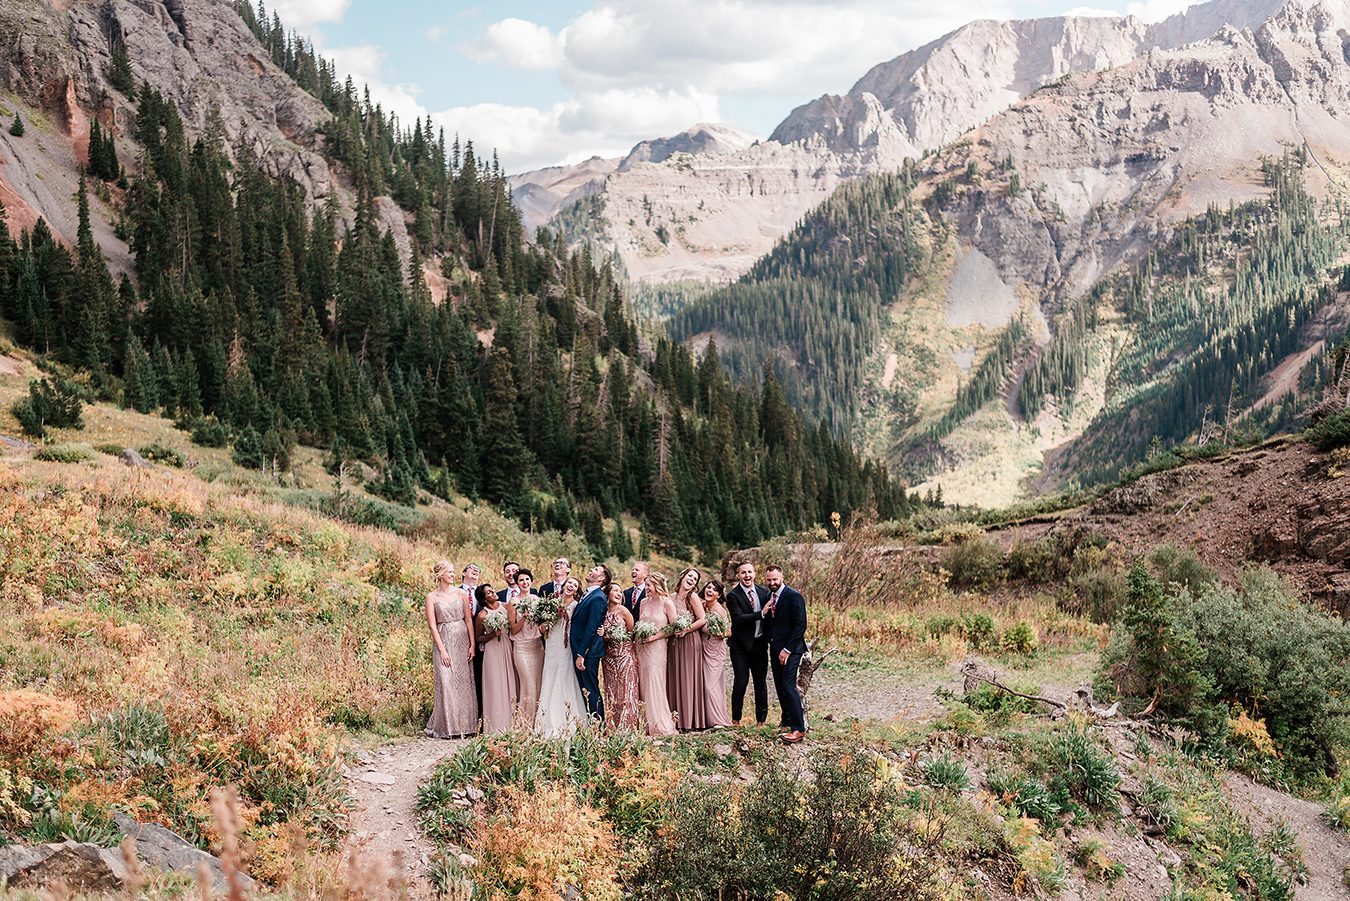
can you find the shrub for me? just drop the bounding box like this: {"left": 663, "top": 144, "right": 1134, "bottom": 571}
{"left": 921, "top": 753, "right": 971, "bottom": 793}
{"left": 189, "top": 416, "right": 229, "bottom": 448}
{"left": 1045, "top": 718, "right": 1121, "bottom": 812}
{"left": 1325, "top": 793, "right": 1350, "bottom": 831}
{"left": 942, "top": 537, "right": 1003, "bottom": 590}
{"left": 1308, "top": 411, "right": 1350, "bottom": 451}
{"left": 1000, "top": 620, "right": 1038, "bottom": 655}
{"left": 11, "top": 378, "right": 85, "bottom": 438}
{"left": 1150, "top": 544, "right": 1218, "bottom": 595}
{"left": 1006, "top": 538, "right": 1059, "bottom": 583}
{"left": 232, "top": 426, "right": 264, "bottom": 469}
{"left": 138, "top": 441, "right": 184, "bottom": 467}
{"left": 1065, "top": 563, "right": 1129, "bottom": 623}
{"left": 641, "top": 745, "right": 936, "bottom": 900}
{"left": 961, "top": 612, "right": 997, "bottom": 649}
{"left": 1072, "top": 837, "right": 1124, "bottom": 883}
{"left": 459, "top": 783, "right": 622, "bottom": 901}
{"left": 1105, "top": 564, "right": 1350, "bottom": 775}
{"left": 966, "top": 680, "right": 1041, "bottom": 716}
{"left": 9, "top": 112, "right": 23, "bottom": 137}
{"left": 93, "top": 443, "right": 124, "bottom": 456}
{"left": 33, "top": 445, "right": 93, "bottom": 464}
{"left": 987, "top": 770, "right": 1061, "bottom": 823}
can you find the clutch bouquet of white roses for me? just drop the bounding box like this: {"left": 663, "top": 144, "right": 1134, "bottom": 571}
{"left": 481, "top": 608, "right": 509, "bottom": 635}
{"left": 632, "top": 621, "right": 661, "bottom": 641}
{"left": 704, "top": 612, "right": 729, "bottom": 637}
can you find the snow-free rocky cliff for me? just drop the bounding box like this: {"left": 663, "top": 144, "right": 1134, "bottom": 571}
{"left": 0, "top": 0, "right": 410, "bottom": 273}
{"left": 512, "top": 0, "right": 1290, "bottom": 287}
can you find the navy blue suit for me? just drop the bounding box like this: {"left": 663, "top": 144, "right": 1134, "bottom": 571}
{"left": 569, "top": 586, "right": 609, "bottom": 720}
{"left": 767, "top": 585, "right": 808, "bottom": 732}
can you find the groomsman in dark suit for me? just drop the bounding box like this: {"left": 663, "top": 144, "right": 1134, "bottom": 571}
{"left": 623, "top": 561, "right": 649, "bottom": 618}
{"left": 726, "top": 561, "right": 771, "bottom": 726}
{"left": 496, "top": 561, "right": 520, "bottom": 606}
{"left": 460, "top": 563, "right": 484, "bottom": 718}
{"left": 571, "top": 564, "right": 612, "bottom": 721}
{"left": 539, "top": 557, "right": 570, "bottom": 598}
{"left": 764, "top": 565, "right": 808, "bottom": 743}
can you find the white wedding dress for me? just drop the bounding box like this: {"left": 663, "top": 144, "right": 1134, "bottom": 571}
{"left": 534, "top": 602, "right": 589, "bottom": 737}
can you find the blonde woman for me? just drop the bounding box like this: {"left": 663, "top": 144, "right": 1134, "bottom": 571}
{"left": 667, "top": 567, "right": 708, "bottom": 731}
{"left": 424, "top": 561, "right": 477, "bottom": 738}
{"left": 635, "top": 573, "right": 677, "bottom": 736}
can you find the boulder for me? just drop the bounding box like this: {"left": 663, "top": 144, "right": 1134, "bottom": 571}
{"left": 113, "top": 812, "right": 257, "bottom": 893}
{"left": 119, "top": 448, "right": 151, "bottom": 468}
{"left": 0, "top": 841, "right": 128, "bottom": 892}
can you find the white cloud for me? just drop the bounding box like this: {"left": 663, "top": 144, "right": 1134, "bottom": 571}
{"left": 268, "top": 0, "right": 351, "bottom": 30}
{"left": 1064, "top": 6, "right": 1122, "bottom": 16}
{"left": 468, "top": 18, "right": 566, "bottom": 71}
{"left": 433, "top": 86, "right": 720, "bottom": 172}
{"left": 1124, "top": 0, "right": 1198, "bottom": 21}
{"left": 424, "top": 24, "right": 448, "bottom": 42}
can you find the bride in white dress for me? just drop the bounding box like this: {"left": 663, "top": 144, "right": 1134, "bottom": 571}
{"left": 535, "top": 577, "right": 589, "bottom": 737}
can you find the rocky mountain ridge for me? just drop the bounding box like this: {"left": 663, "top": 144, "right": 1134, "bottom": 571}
{"left": 511, "top": 0, "right": 1294, "bottom": 287}
{"left": 0, "top": 0, "right": 409, "bottom": 270}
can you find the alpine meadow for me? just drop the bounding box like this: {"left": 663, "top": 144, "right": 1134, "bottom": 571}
{"left": 2, "top": 0, "right": 1350, "bottom": 899}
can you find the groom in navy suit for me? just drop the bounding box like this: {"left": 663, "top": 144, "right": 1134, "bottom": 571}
{"left": 764, "top": 564, "right": 808, "bottom": 743}
{"left": 571, "top": 563, "right": 611, "bottom": 721}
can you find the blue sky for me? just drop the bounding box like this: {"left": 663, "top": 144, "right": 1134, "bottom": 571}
{"left": 270, "top": 0, "right": 1203, "bottom": 173}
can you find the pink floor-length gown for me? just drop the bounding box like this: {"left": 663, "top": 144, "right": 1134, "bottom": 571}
{"left": 479, "top": 615, "right": 518, "bottom": 735}
{"left": 666, "top": 593, "right": 707, "bottom": 731}
{"left": 601, "top": 608, "right": 641, "bottom": 731}
{"left": 700, "top": 606, "right": 733, "bottom": 728}
{"left": 636, "top": 602, "right": 676, "bottom": 737}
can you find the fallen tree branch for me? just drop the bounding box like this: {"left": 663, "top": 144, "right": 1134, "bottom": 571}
{"left": 960, "top": 661, "right": 1067, "bottom": 713}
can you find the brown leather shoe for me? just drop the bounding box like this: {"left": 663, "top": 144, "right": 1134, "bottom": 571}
{"left": 781, "top": 730, "right": 804, "bottom": 744}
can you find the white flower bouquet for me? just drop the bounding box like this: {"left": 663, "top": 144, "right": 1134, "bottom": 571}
{"left": 481, "top": 609, "right": 509, "bottom": 635}
{"left": 704, "top": 613, "right": 729, "bottom": 637}
{"left": 632, "top": 621, "right": 661, "bottom": 641}
{"left": 526, "top": 593, "right": 562, "bottom": 629}
{"left": 666, "top": 614, "right": 694, "bottom": 636}
{"left": 604, "top": 621, "right": 633, "bottom": 643}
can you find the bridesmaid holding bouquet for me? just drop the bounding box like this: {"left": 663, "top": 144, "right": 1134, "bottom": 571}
{"left": 699, "top": 580, "right": 733, "bottom": 729}
{"left": 634, "top": 573, "right": 677, "bottom": 737}
{"left": 601, "top": 583, "right": 640, "bottom": 731}
{"left": 475, "top": 584, "right": 517, "bottom": 734}
{"left": 666, "top": 567, "right": 708, "bottom": 731}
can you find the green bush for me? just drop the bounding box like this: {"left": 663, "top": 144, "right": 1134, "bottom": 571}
{"left": 1104, "top": 564, "right": 1350, "bottom": 775}
{"left": 1150, "top": 544, "right": 1218, "bottom": 595}
{"left": 33, "top": 445, "right": 94, "bottom": 464}
{"left": 1006, "top": 538, "right": 1061, "bottom": 583}
{"left": 642, "top": 745, "right": 936, "bottom": 900}
{"left": 11, "top": 378, "right": 85, "bottom": 438}
{"left": 987, "top": 770, "right": 1061, "bottom": 823}
{"left": 231, "top": 426, "right": 264, "bottom": 469}
{"left": 1065, "top": 564, "right": 1129, "bottom": 623}
{"left": 93, "top": 443, "right": 124, "bottom": 456}
{"left": 138, "top": 441, "right": 184, "bottom": 467}
{"left": 1000, "top": 621, "right": 1038, "bottom": 655}
{"left": 966, "top": 680, "right": 1041, "bottom": 716}
{"left": 188, "top": 416, "right": 228, "bottom": 448}
{"left": 921, "top": 754, "right": 971, "bottom": 794}
{"left": 1045, "top": 719, "right": 1120, "bottom": 812}
{"left": 1308, "top": 411, "right": 1350, "bottom": 451}
{"left": 961, "top": 612, "right": 997, "bottom": 649}
{"left": 942, "top": 536, "right": 1004, "bottom": 590}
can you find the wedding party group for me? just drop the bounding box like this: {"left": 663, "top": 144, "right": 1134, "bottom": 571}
{"left": 423, "top": 557, "right": 811, "bottom": 743}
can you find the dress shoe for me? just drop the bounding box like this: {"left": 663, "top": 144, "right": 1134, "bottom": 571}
{"left": 781, "top": 730, "right": 804, "bottom": 744}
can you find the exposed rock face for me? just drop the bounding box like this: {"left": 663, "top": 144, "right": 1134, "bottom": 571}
{"left": 0, "top": 0, "right": 409, "bottom": 268}
{"left": 0, "top": 841, "right": 128, "bottom": 892}
{"left": 773, "top": 0, "right": 1287, "bottom": 158}
{"left": 617, "top": 122, "right": 756, "bottom": 171}
{"left": 114, "top": 812, "right": 258, "bottom": 893}
{"left": 513, "top": 0, "right": 1292, "bottom": 287}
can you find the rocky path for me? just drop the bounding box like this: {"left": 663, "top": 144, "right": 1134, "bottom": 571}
{"left": 345, "top": 738, "right": 465, "bottom": 898}
{"left": 1224, "top": 774, "right": 1350, "bottom": 900}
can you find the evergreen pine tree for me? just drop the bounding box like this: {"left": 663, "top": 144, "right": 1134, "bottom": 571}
{"left": 9, "top": 113, "right": 24, "bottom": 137}
{"left": 109, "top": 38, "right": 134, "bottom": 93}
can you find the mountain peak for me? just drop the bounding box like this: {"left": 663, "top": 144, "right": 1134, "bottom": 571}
{"left": 617, "top": 122, "right": 758, "bottom": 171}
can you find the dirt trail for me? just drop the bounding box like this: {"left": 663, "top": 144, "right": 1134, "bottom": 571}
{"left": 345, "top": 738, "right": 465, "bottom": 898}
{"left": 1224, "top": 774, "right": 1350, "bottom": 900}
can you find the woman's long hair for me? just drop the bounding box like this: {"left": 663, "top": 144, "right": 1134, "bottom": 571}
{"left": 674, "top": 567, "right": 701, "bottom": 599}
{"left": 646, "top": 572, "right": 669, "bottom": 598}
